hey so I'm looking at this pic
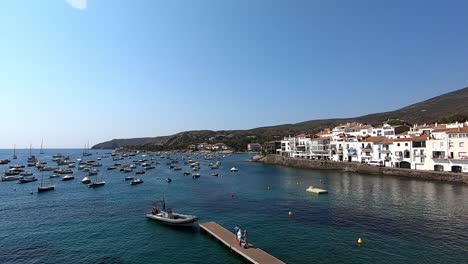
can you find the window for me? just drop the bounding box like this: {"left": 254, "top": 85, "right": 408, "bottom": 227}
{"left": 405, "top": 143, "right": 408, "bottom": 146}
{"left": 397, "top": 143, "right": 400, "bottom": 146}
{"left": 404, "top": 150, "right": 410, "bottom": 158}
{"left": 449, "top": 142, "right": 454, "bottom": 148}
{"left": 459, "top": 152, "right": 467, "bottom": 158}
{"left": 440, "top": 142, "right": 444, "bottom": 147}
{"left": 460, "top": 142, "right": 465, "bottom": 148}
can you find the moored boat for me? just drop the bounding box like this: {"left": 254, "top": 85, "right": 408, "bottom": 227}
{"left": 130, "top": 178, "right": 144, "bottom": 185}
{"left": 38, "top": 176, "right": 54, "bottom": 193}
{"left": 62, "top": 175, "right": 74, "bottom": 181}
{"left": 81, "top": 177, "right": 91, "bottom": 184}
{"left": 18, "top": 176, "right": 37, "bottom": 184}
{"left": 146, "top": 199, "right": 198, "bottom": 227}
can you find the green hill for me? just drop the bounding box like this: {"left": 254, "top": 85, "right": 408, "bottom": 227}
{"left": 92, "top": 87, "right": 468, "bottom": 151}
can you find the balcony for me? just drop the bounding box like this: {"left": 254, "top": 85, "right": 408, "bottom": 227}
{"left": 432, "top": 151, "right": 446, "bottom": 159}
{"left": 378, "top": 148, "right": 391, "bottom": 153}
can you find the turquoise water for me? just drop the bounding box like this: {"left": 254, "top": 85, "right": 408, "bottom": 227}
{"left": 0, "top": 149, "right": 466, "bottom": 264}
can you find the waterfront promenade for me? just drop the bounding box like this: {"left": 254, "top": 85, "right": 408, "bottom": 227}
{"left": 257, "top": 154, "right": 468, "bottom": 184}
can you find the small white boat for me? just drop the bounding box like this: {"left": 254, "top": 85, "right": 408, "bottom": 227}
{"left": 62, "top": 175, "right": 74, "bottom": 181}
{"left": 20, "top": 170, "right": 33, "bottom": 177}
{"left": 130, "top": 178, "right": 144, "bottom": 185}
{"left": 146, "top": 199, "right": 198, "bottom": 227}
{"left": 230, "top": 167, "right": 239, "bottom": 172}
{"left": 88, "top": 181, "right": 105, "bottom": 188}
{"left": 81, "top": 177, "right": 91, "bottom": 184}
{"left": 1, "top": 175, "right": 21, "bottom": 181}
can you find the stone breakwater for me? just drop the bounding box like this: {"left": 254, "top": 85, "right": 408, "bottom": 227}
{"left": 256, "top": 155, "right": 468, "bottom": 184}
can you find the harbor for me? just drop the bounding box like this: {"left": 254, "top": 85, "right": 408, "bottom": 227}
{"left": 0, "top": 149, "right": 466, "bottom": 264}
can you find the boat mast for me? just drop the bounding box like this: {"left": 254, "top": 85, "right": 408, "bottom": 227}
{"left": 40, "top": 139, "right": 44, "bottom": 154}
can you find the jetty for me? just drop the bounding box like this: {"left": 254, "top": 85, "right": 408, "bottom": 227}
{"left": 199, "top": 221, "right": 285, "bottom": 264}
{"left": 306, "top": 185, "right": 328, "bottom": 194}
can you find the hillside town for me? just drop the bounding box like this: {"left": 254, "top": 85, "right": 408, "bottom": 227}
{"left": 256, "top": 121, "right": 468, "bottom": 173}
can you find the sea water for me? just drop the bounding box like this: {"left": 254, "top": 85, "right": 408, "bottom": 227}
{"left": 0, "top": 149, "right": 466, "bottom": 263}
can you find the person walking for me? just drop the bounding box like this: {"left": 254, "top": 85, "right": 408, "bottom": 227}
{"left": 237, "top": 228, "right": 242, "bottom": 245}
{"left": 234, "top": 225, "right": 240, "bottom": 240}
{"left": 243, "top": 229, "right": 248, "bottom": 248}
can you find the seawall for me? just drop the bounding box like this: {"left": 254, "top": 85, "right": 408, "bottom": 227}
{"left": 257, "top": 155, "right": 468, "bottom": 184}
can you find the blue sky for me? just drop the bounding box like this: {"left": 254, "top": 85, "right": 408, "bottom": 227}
{"left": 1, "top": 0, "right": 468, "bottom": 148}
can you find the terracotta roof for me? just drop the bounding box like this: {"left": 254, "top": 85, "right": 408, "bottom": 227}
{"left": 393, "top": 135, "right": 429, "bottom": 142}
{"left": 431, "top": 128, "right": 450, "bottom": 133}
{"left": 362, "top": 136, "right": 386, "bottom": 143}
{"left": 445, "top": 126, "right": 468, "bottom": 133}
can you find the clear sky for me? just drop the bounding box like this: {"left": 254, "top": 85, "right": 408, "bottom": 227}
{"left": 1, "top": 0, "right": 468, "bottom": 148}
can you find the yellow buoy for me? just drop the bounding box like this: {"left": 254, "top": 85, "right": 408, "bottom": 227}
{"left": 288, "top": 211, "right": 292, "bottom": 217}
{"left": 357, "top": 237, "right": 363, "bottom": 245}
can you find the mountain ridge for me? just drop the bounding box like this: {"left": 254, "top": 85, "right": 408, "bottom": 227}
{"left": 92, "top": 87, "right": 468, "bottom": 151}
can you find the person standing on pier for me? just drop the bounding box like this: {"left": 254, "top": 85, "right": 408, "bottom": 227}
{"left": 243, "top": 229, "right": 248, "bottom": 248}
{"left": 237, "top": 228, "right": 242, "bottom": 245}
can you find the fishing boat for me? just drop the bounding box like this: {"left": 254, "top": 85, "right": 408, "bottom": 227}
{"left": 62, "top": 175, "right": 75, "bottom": 181}
{"left": 230, "top": 167, "right": 239, "bottom": 172}
{"left": 18, "top": 176, "right": 37, "bottom": 184}
{"left": 38, "top": 176, "right": 54, "bottom": 193}
{"left": 130, "top": 178, "right": 144, "bottom": 185}
{"left": 81, "top": 177, "right": 91, "bottom": 184}
{"left": 146, "top": 199, "right": 198, "bottom": 227}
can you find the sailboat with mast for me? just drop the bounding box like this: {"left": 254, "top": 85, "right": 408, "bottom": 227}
{"left": 39, "top": 139, "right": 44, "bottom": 154}
{"left": 87, "top": 172, "right": 105, "bottom": 188}
{"left": 12, "top": 145, "right": 17, "bottom": 160}
{"left": 83, "top": 141, "right": 92, "bottom": 157}
{"left": 38, "top": 175, "right": 55, "bottom": 193}
{"left": 27, "top": 144, "right": 37, "bottom": 166}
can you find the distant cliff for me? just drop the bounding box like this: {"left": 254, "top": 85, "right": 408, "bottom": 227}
{"left": 93, "top": 87, "right": 468, "bottom": 151}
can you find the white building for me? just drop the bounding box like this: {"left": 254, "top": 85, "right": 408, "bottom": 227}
{"left": 425, "top": 126, "right": 468, "bottom": 172}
